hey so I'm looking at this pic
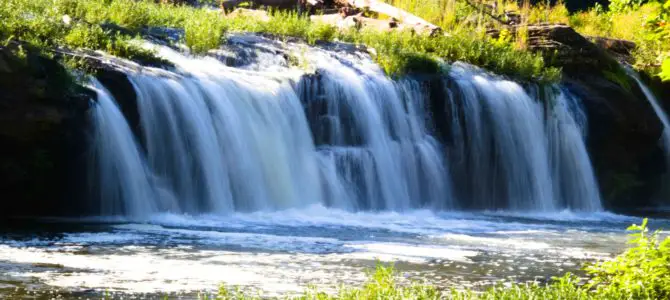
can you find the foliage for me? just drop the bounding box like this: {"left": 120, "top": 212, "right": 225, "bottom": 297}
{"left": 609, "top": 0, "right": 647, "bottom": 13}
{"left": 662, "top": 56, "right": 670, "bottom": 80}
{"left": 388, "top": 0, "right": 667, "bottom": 79}
{"left": 0, "top": 0, "right": 163, "bottom": 68}
{"left": 568, "top": 1, "right": 669, "bottom": 79}
{"left": 184, "top": 9, "right": 226, "bottom": 54}
{"left": 584, "top": 218, "right": 670, "bottom": 299}
{"left": 0, "top": 0, "right": 560, "bottom": 82}
{"left": 450, "top": 274, "right": 590, "bottom": 300}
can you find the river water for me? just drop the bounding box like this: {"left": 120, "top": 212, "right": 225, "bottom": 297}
{"left": 1, "top": 209, "right": 667, "bottom": 298}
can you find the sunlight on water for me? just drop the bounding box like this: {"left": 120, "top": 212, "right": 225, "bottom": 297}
{"left": 1, "top": 209, "right": 663, "bottom": 296}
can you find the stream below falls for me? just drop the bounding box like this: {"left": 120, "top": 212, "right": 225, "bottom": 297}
{"left": 1, "top": 209, "right": 668, "bottom": 298}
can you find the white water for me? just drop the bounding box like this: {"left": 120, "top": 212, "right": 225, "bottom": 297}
{"left": 1, "top": 209, "right": 650, "bottom": 296}
{"left": 629, "top": 72, "right": 670, "bottom": 206}
{"left": 629, "top": 73, "right": 670, "bottom": 153}
{"left": 89, "top": 79, "right": 158, "bottom": 216}
{"left": 447, "top": 64, "right": 601, "bottom": 211}
{"left": 89, "top": 38, "right": 602, "bottom": 216}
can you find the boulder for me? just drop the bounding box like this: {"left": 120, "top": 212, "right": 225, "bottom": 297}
{"left": 564, "top": 74, "right": 666, "bottom": 210}
{"left": 489, "top": 24, "right": 620, "bottom": 74}
{"left": 0, "top": 46, "right": 92, "bottom": 217}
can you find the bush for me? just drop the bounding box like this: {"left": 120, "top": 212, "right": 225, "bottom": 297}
{"left": 184, "top": 9, "right": 226, "bottom": 54}
{"left": 584, "top": 218, "right": 670, "bottom": 299}
{"left": 64, "top": 24, "right": 109, "bottom": 50}
{"left": 609, "top": 0, "right": 647, "bottom": 13}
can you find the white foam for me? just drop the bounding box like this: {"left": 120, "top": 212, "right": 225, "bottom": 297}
{"left": 3, "top": 209, "right": 665, "bottom": 295}
{"left": 62, "top": 232, "right": 145, "bottom": 244}
{"left": 344, "top": 242, "right": 477, "bottom": 263}
{"left": 436, "top": 233, "right": 550, "bottom": 250}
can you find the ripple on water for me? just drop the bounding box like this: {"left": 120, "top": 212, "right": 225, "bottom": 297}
{"left": 0, "top": 209, "right": 668, "bottom": 296}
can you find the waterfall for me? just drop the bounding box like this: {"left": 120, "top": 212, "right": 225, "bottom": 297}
{"left": 445, "top": 63, "right": 601, "bottom": 211}
{"left": 629, "top": 73, "right": 670, "bottom": 160}
{"left": 628, "top": 71, "right": 670, "bottom": 205}
{"left": 89, "top": 79, "right": 160, "bottom": 216}
{"left": 89, "top": 40, "right": 603, "bottom": 216}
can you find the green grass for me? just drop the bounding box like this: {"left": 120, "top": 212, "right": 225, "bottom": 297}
{"left": 0, "top": 0, "right": 560, "bottom": 82}
{"left": 387, "top": 0, "right": 669, "bottom": 80}
{"left": 0, "top": 0, "right": 165, "bottom": 68}
{"left": 209, "top": 218, "right": 669, "bottom": 300}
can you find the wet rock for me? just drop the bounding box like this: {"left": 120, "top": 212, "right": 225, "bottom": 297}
{"left": 590, "top": 36, "right": 636, "bottom": 64}
{"left": 489, "top": 24, "right": 619, "bottom": 74}
{"left": 0, "top": 46, "right": 92, "bottom": 217}
{"left": 564, "top": 74, "right": 665, "bottom": 210}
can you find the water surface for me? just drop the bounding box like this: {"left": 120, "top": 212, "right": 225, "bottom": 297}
{"left": 1, "top": 207, "right": 665, "bottom": 298}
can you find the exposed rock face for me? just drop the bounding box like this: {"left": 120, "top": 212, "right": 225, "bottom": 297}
{"left": 489, "top": 23, "right": 668, "bottom": 210}
{"left": 565, "top": 75, "right": 665, "bottom": 210}
{"left": 590, "top": 36, "right": 636, "bottom": 64}
{"left": 0, "top": 47, "right": 92, "bottom": 217}
{"left": 489, "top": 24, "right": 620, "bottom": 73}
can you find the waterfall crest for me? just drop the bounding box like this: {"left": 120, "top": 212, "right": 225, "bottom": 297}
{"left": 90, "top": 40, "right": 602, "bottom": 216}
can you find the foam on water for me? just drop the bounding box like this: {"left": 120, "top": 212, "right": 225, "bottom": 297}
{"left": 1, "top": 210, "right": 665, "bottom": 295}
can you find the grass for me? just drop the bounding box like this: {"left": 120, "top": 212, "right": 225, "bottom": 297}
{"left": 0, "top": 0, "right": 166, "bottom": 68}
{"left": 0, "top": 0, "right": 664, "bottom": 81}
{"left": 0, "top": 0, "right": 560, "bottom": 82}
{"left": 388, "top": 0, "right": 669, "bottom": 80}
{"left": 208, "top": 219, "right": 669, "bottom": 300}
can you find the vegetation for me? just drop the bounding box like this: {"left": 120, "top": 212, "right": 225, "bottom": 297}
{"left": 387, "top": 0, "right": 670, "bottom": 81}
{"left": 569, "top": 0, "right": 669, "bottom": 79}
{"left": 208, "top": 219, "right": 669, "bottom": 299}
{"left": 0, "top": 0, "right": 561, "bottom": 82}
{"left": 0, "top": 0, "right": 667, "bottom": 81}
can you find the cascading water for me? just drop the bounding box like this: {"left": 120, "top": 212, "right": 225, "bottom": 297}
{"left": 444, "top": 64, "right": 601, "bottom": 211}
{"left": 629, "top": 72, "right": 670, "bottom": 159}
{"left": 89, "top": 79, "right": 158, "bottom": 216}
{"left": 90, "top": 37, "right": 602, "bottom": 216}
{"left": 628, "top": 70, "right": 670, "bottom": 205}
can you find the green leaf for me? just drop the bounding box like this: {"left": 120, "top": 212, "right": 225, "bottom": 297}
{"left": 661, "top": 58, "right": 670, "bottom": 81}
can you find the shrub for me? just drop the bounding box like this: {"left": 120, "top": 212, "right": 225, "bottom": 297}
{"left": 184, "top": 9, "right": 226, "bottom": 54}
{"left": 306, "top": 22, "right": 337, "bottom": 45}
{"left": 584, "top": 218, "right": 670, "bottom": 299}
{"left": 107, "top": 0, "right": 151, "bottom": 30}
{"left": 64, "top": 24, "right": 109, "bottom": 50}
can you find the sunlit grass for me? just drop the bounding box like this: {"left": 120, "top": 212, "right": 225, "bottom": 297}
{"left": 0, "top": 0, "right": 560, "bottom": 82}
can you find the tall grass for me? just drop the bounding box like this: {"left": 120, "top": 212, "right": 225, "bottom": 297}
{"left": 0, "top": 0, "right": 560, "bottom": 82}
{"left": 569, "top": 1, "right": 668, "bottom": 76}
